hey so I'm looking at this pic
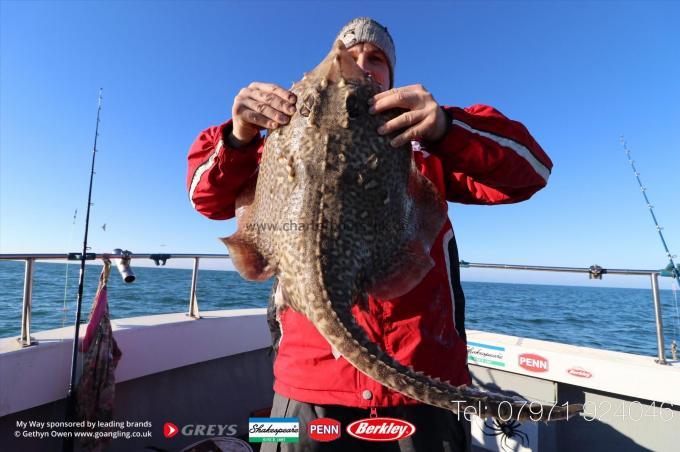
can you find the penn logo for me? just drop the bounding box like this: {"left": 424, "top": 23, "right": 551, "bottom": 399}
{"left": 518, "top": 353, "right": 549, "bottom": 372}
{"left": 346, "top": 417, "right": 415, "bottom": 441}
{"left": 307, "top": 418, "right": 341, "bottom": 442}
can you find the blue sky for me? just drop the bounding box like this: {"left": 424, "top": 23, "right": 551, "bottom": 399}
{"left": 1, "top": 1, "right": 678, "bottom": 289}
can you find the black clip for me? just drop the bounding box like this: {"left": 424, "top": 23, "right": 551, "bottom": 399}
{"left": 588, "top": 265, "right": 604, "bottom": 280}
{"left": 150, "top": 254, "right": 171, "bottom": 266}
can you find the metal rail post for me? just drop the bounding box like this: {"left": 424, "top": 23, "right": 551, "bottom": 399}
{"left": 19, "top": 258, "right": 36, "bottom": 347}
{"left": 650, "top": 273, "right": 667, "bottom": 364}
{"left": 188, "top": 257, "right": 201, "bottom": 319}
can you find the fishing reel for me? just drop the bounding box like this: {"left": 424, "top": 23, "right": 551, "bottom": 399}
{"left": 112, "top": 248, "right": 135, "bottom": 283}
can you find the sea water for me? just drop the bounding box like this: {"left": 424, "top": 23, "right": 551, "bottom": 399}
{"left": 1, "top": 261, "right": 678, "bottom": 357}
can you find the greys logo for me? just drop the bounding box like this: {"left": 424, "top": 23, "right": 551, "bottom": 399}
{"left": 179, "top": 424, "right": 239, "bottom": 436}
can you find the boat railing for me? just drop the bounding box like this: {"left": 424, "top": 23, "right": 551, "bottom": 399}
{"left": 0, "top": 252, "right": 223, "bottom": 349}
{"left": 0, "top": 253, "right": 673, "bottom": 365}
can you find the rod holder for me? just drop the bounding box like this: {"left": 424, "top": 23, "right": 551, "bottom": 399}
{"left": 112, "top": 248, "right": 135, "bottom": 283}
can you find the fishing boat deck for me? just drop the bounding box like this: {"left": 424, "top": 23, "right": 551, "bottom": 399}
{"left": 2, "top": 254, "right": 678, "bottom": 451}
{"left": 2, "top": 308, "right": 679, "bottom": 451}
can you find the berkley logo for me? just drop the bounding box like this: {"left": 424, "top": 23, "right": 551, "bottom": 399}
{"left": 346, "top": 417, "right": 415, "bottom": 441}
{"left": 308, "top": 418, "right": 341, "bottom": 442}
{"left": 567, "top": 367, "right": 593, "bottom": 378}
{"left": 518, "top": 353, "right": 549, "bottom": 372}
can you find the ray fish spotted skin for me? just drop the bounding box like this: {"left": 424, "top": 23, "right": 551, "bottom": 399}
{"left": 222, "top": 40, "right": 582, "bottom": 422}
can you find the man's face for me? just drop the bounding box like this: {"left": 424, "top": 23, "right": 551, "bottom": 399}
{"left": 346, "top": 42, "right": 390, "bottom": 92}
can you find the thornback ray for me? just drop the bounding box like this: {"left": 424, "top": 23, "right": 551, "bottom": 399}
{"left": 221, "top": 40, "right": 583, "bottom": 421}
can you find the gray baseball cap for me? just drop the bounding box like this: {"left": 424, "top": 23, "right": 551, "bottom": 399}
{"left": 335, "top": 17, "right": 396, "bottom": 88}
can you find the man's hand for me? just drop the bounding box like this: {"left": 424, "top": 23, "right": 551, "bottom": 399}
{"left": 368, "top": 84, "right": 448, "bottom": 148}
{"left": 229, "top": 82, "right": 297, "bottom": 148}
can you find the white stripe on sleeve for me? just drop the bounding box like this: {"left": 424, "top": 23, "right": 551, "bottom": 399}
{"left": 451, "top": 119, "right": 551, "bottom": 183}
{"left": 188, "top": 139, "right": 224, "bottom": 208}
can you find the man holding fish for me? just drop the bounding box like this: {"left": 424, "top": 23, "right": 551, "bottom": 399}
{"left": 188, "top": 17, "right": 554, "bottom": 451}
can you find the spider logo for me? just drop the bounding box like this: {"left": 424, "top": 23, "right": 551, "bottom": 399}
{"left": 483, "top": 418, "right": 529, "bottom": 451}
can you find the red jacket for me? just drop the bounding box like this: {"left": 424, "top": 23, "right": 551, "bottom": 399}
{"left": 187, "top": 104, "right": 552, "bottom": 408}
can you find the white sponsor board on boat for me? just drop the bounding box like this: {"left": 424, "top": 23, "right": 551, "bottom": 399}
{"left": 466, "top": 330, "right": 680, "bottom": 406}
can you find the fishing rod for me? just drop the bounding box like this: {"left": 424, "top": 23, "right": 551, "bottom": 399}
{"left": 63, "top": 89, "right": 103, "bottom": 452}
{"left": 621, "top": 136, "right": 680, "bottom": 288}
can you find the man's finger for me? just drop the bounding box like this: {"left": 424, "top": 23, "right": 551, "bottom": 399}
{"left": 249, "top": 88, "right": 296, "bottom": 116}
{"left": 371, "top": 84, "right": 423, "bottom": 102}
{"left": 241, "top": 97, "right": 291, "bottom": 125}
{"left": 373, "top": 85, "right": 423, "bottom": 102}
{"left": 370, "top": 90, "right": 420, "bottom": 114}
{"left": 248, "top": 82, "right": 297, "bottom": 104}
{"left": 239, "top": 107, "right": 279, "bottom": 130}
{"left": 378, "top": 109, "right": 427, "bottom": 136}
{"left": 390, "top": 125, "right": 423, "bottom": 148}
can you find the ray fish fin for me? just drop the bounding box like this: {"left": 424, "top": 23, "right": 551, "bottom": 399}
{"left": 367, "top": 164, "right": 447, "bottom": 299}
{"left": 367, "top": 239, "right": 434, "bottom": 299}
{"left": 220, "top": 234, "right": 274, "bottom": 282}
{"left": 407, "top": 161, "right": 448, "bottom": 252}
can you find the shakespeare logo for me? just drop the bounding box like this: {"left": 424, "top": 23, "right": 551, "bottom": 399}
{"left": 467, "top": 342, "right": 506, "bottom": 368}
{"left": 248, "top": 418, "right": 299, "bottom": 443}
